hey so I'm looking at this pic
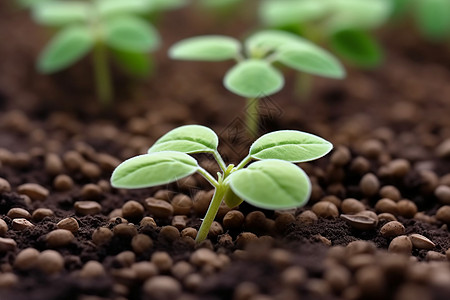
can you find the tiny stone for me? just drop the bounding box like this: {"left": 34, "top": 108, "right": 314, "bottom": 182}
{"left": 270, "top": 249, "right": 293, "bottom": 268}
{"left": 379, "top": 185, "right": 401, "bottom": 201}
{"left": 158, "top": 226, "right": 180, "bottom": 242}
{"left": 113, "top": 223, "right": 138, "bottom": 237}
{"left": 92, "top": 227, "right": 113, "bottom": 245}
{"left": 409, "top": 234, "right": 435, "bottom": 250}
{"left": 0, "top": 219, "right": 7, "bottom": 236}
{"left": 378, "top": 212, "right": 397, "bottom": 222}
{"left": 143, "top": 276, "right": 182, "bottom": 298}
{"left": 397, "top": 199, "right": 418, "bottom": 218}
{"left": 235, "top": 232, "right": 258, "bottom": 249}
{"left": 122, "top": 200, "right": 145, "bottom": 220}
{"left": 81, "top": 184, "right": 103, "bottom": 200}
{"left": 63, "top": 151, "right": 84, "bottom": 171}
{"left": 171, "top": 194, "right": 193, "bottom": 215}
{"left": 387, "top": 159, "right": 411, "bottom": 178}
{"left": 37, "top": 250, "right": 64, "bottom": 274}
{"left": 436, "top": 205, "right": 450, "bottom": 223}
{"left": 380, "top": 221, "right": 405, "bottom": 237}
{"left": 115, "top": 251, "right": 136, "bottom": 267}
{"left": 360, "top": 139, "right": 383, "bottom": 158}
{"left": 151, "top": 252, "right": 173, "bottom": 272}
{"left": 312, "top": 202, "right": 339, "bottom": 218}
{"left": 140, "top": 217, "right": 157, "bottom": 228}
{"left": 45, "top": 153, "right": 63, "bottom": 176}
{"left": 0, "top": 237, "right": 17, "bottom": 252}
{"left": 190, "top": 248, "right": 218, "bottom": 268}
{"left": 79, "top": 261, "right": 105, "bottom": 278}
{"left": 53, "top": 174, "right": 74, "bottom": 191}
{"left": 0, "top": 178, "right": 11, "bottom": 193}
{"left": 355, "top": 266, "right": 385, "bottom": 296}
{"left": 281, "top": 266, "right": 307, "bottom": 287}
{"left": 74, "top": 201, "right": 102, "bottom": 215}
{"left": 296, "top": 210, "right": 318, "bottom": 225}
{"left": 145, "top": 197, "right": 173, "bottom": 219}
{"left": 0, "top": 273, "right": 18, "bottom": 288}
{"left": 80, "top": 162, "right": 102, "bottom": 179}
{"left": 153, "top": 189, "right": 174, "bottom": 201}
{"left": 223, "top": 210, "right": 245, "bottom": 229}
{"left": 14, "top": 248, "right": 40, "bottom": 270}
{"left": 234, "top": 282, "right": 259, "bottom": 300}
{"left": 96, "top": 153, "right": 120, "bottom": 172}
{"left": 208, "top": 221, "right": 223, "bottom": 238}
{"left": 341, "top": 198, "right": 366, "bottom": 214}
{"left": 193, "top": 190, "right": 213, "bottom": 215}
{"left": 426, "top": 251, "right": 447, "bottom": 261}
{"left": 131, "top": 234, "right": 153, "bottom": 254}
{"left": 32, "top": 208, "right": 54, "bottom": 221}
{"left": 7, "top": 207, "right": 31, "bottom": 219}
{"left": 171, "top": 261, "right": 194, "bottom": 280}
{"left": 435, "top": 185, "right": 450, "bottom": 204}
{"left": 330, "top": 146, "right": 351, "bottom": 166}
{"left": 375, "top": 198, "right": 399, "bottom": 215}
{"left": 324, "top": 265, "right": 351, "bottom": 293}
{"left": 346, "top": 241, "right": 376, "bottom": 256}
{"left": 388, "top": 235, "right": 412, "bottom": 254}
{"left": 320, "top": 195, "right": 341, "bottom": 208}
{"left": 17, "top": 183, "right": 49, "bottom": 201}
{"left": 57, "top": 217, "right": 79, "bottom": 233}
{"left": 181, "top": 227, "right": 197, "bottom": 239}
{"left": 341, "top": 214, "right": 377, "bottom": 230}
{"left": 350, "top": 156, "right": 371, "bottom": 175}
{"left": 132, "top": 262, "right": 158, "bottom": 281}
{"left": 171, "top": 215, "right": 187, "bottom": 230}
{"left": 12, "top": 218, "right": 34, "bottom": 231}
{"left": 360, "top": 173, "right": 380, "bottom": 197}
{"left": 46, "top": 229, "right": 74, "bottom": 248}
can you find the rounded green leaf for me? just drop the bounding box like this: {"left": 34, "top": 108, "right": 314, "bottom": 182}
{"left": 147, "top": 0, "right": 188, "bottom": 11}
{"left": 224, "top": 60, "right": 284, "bottom": 98}
{"left": 223, "top": 185, "right": 244, "bottom": 208}
{"left": 104, "top": 16, "right": 160, "bottom": 52}
{"left": 169, "top": 36, "right": 241, "bottom": 61}
{"left": 414, "top": 0, "right": 450, "bottom": 40}
{"left": 250, "top": 130, "right": 333, "bottom": 162}
{"left": 245, "top": 30, "right": 306, "bottom": 58}
{"left": 111, "top": 151, "right": 199, "bottom": 188}
{"left": 330, "top": 28, "right": 382, "bottom": 68}
{"left": 37, "top": 25, "right": 94, "bottom": 73}
{"left": 112, "top": 49, "right": 152, "bottom": 77}
{"left": 32, "top": 1, "right": 89, "bottom": 26}
{"left": 148, "top": 125, "right": 219, "bottom": 154}
{"left": 259, "top": 0, "right": 328, "bottom": 27}
{"left": 96, "top": 0, "right": 152, "bottom": 18}
{"left": 228, "top": 160, "right": 311, "bottom": 210}
{"left": 277, "top": 43, "right": 346, "bottom": 79}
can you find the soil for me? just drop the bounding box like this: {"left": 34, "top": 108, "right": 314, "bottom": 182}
{"left": 1, "top": 1, "right": 450, "bottom": 300}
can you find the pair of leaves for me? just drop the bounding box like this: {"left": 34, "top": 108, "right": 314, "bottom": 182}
{"left": 111, "top": 125, "right": 332, "bottom": 210}
{"left": 259, "top": 0, "right": 328, "bottom": 27}
{"left": 169, "top": 30, "right": 345, "bottom": 97}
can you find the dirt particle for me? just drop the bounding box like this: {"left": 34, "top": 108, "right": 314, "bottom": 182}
{"left": 46, "top": 229, "right": 74, "bottom": 248}
{"left": 37, "top": 250, "right": 64, "bottom": 274}
{"left": 330, "top": 146, "right": 351, "bottom": 166}
{"left": 17, "top": 183, "right": 49, "bottom": 201}
{"left": 115, "top": 251, "right": 136, "bottom": 267}
{"left": 181, "top": 227, "right": 197, "bottom": 239}
{"left": 0, "top": 237, "right": 16, "bottom": 252}
{"left": 380, "top": 221, "right": 405, "bottom": 237}
{"left": 340, "top": 214, "right": 377, "bottom": 231}
{"left": 425, "top": 251, "right": 446, "bottom": 262}
{"left": 14, "top": 247, "right": 39, "bottom": 270}
{"left": 140, "top": 217, "right": 157, "bottom": 228}
{"left": 143, "top": 275, "right": 182, "bottom": 298}
{"left": 32, "top": 208, "right": 54, "bottom": 222}
{"left": 375, "top": 198, "right": 399, "bottom": 215}
{"left": 341, "top": 198, "right": 366, "bottom": 214}
{"left": 7, "top": 207, "right": 31, "bottom": 219}
{"left": 0, "top": 219, "right": 7, "bottom": 236}
{"left": 79, "top": 261, "right": 106, "bottom": 278}
{"left": 92, "top": 227, "right": 113, "bottom": 245}
{"left": 171, "top": 194, "right": 193, "bottom": 215}
{"left": 397, "top": 199, "right": 417, "bottom": 218}
{"left": 172, "top": 215, "right": 187, "bottom": 230}
{"left": 0, "top": 178, "right": 11, "bottom": 193}
{"left": 388, "top": 235, "right": 412, "bottom": 254}
{"left": 113, "top": 223, "right": 138, "bottom": 238}
{"left": 74, "top": 201, "right": 102, "bottom": 215}
{"left": 379, "top": 185, "right": 402, "bottom": 202}
{"left": 53, "top": 174, "right": 74, "bottom": 191}
{"left": 131, "top": 234, "right": 153, "bottom": 254}
{"left": 57, "top": 217, "right": 79, "bottom": 233}
{"left": 435, "top": 185, "right": 450, "bottom": 204}
{"left": 223, "top": 210, "right": 244, "bottom": 229}
{"left": 122, "top": 200, "right": 144, "bottom": 221}
{"left": 145, "top": 197, "right": 174, "bottom": 219}
{"left": 12, "top": 218, "right": 34, "bottom": 231}
{"left": 312, "top": 202, "right": 339, "bottom": 218}
{"left": 132, "top": 261, "right": 158, "bottom": 281}
{"left": 360, "top": 173, "right": 380, "bottom": 197}
{"left": 0, "top": 273, "right": 18, "bottom": 288}
{"left": 409, "top": 234, "right": 435, "bottom": 250}
{"left": 436, "top": 205, "right": 450, "bottom": 223}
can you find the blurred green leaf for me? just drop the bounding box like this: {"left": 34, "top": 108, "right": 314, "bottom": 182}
{"left": 259, "top": 0, "right": 328, "bottom": 27}
{"left": 33, "top": 1, "right": 89, "bottom": 26}
{"left": 414, "top": 0, "right": 450, "bottom": 40}
{"left": 96, "top": 0, "right": 152, "bottom": 18}
{"left": 112, "top": 49, "right": 152, "bottom": 77}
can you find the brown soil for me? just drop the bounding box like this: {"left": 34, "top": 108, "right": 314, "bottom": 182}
{"left": 1, "top": 2, "right": 450, "bottom": 300}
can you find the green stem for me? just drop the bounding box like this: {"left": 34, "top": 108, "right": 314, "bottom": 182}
{"left": 235, "top": 155, "right": 252, "bottom": 170}
{"left": 93, "top": 42, "right": 113, "bottom": 105}
{"left": 197, "top": 167, "right": 219, "bottom": 188}
{"left": 245, "top": 97, "right": 259, "bottom": 138}
{"left": 195, "top": 185, "right": 226, "bottom": 243}
{"left": 213, "top": 151, "right": 227, "bottom": 172}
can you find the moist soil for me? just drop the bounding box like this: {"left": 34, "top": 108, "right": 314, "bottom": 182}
{"left": 1, "top": 2, "right": 450, "bottom": 300}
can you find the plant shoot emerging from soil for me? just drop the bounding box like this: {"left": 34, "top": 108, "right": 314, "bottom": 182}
{"left": 169, "top": 30, "right": 345, "bottom": 136}
{"left": 111, "top": 125, "right": 333, "bottom": 243}
{"left": 259, "top": 0, "right": 393, "bottom": 68}
{"left": 32, "top": 0, "right": 165, "bottom": 104}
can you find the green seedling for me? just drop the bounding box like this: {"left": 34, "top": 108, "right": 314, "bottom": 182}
{"left": 32, "top": 0, "right": 164, "bottom": 104}
{"left": 169, "top": 30, "right": 345, "bottom": 136}
{"left": 392, "top": 0, "right": 450, "bottom": 41}
{"left": 111, "top": 125, "right": 333, "bottom": 243}
{"left": 259, "top": 0, "right": 393, "bottom": 68}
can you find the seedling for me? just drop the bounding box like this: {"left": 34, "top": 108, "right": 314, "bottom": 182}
{"left": 392, "top": 0, "right": 450, "bottom": 41}
{"left": 169, "top": 30, "right": 345, "bottom": 136}
{"left": 111, "top": 125, "right": 333, "bottom": 243}
{"left": 32, "top": 0, "right": 163, "bottom": 104}
{"left": 259, "top": 0, "right": 393, "bottom": 68}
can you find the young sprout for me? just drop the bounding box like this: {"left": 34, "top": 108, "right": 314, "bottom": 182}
{"left": 259, "top": 0, "right": 393, "bottom": 68}
{"left": 392, "top": 0, "right": 450, "bottom": 41}
{"left": 111, "top": 125, "right": 333, "bottom": 243}
{"left": 32, "top": 0, "right": 164, "bottom": 104}
{"left": 168, "top": 30, "right": 345, "bottom": 136}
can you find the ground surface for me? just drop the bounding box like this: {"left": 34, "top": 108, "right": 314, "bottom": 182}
{"left": 1, "top": 2, "right": 450, "bottom": 300}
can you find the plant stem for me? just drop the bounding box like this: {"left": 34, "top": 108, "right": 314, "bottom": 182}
{"left": 195, "top": 185, "right": 226, "bottom": 243}
{"left": 245, "top": 97, "right": 259, "bottom": 138}
{"left": 197, "top": 167, "right": 219, "bottom": 188}
{"left": 295, "top": 72, "right": 313, "bottom": 101}
{"left": 213, "top": 151, "right": 227, "bottom": 172}
{"left": 93, "top": 42, "right": 113, "bottom": 105}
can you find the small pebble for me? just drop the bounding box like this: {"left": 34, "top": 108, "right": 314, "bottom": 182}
{"left": 0, "top": 178, "right": 11, "bottom": 193}
{"left": 341, "top": 198, "right": 365, "bottom": 214}
{"left": 140, "top": 217, "right": 157, "bottom": 228}
{"left": 17, "top": 183, "right": 49, "bottom": 201}
{"left": 63, "top": 151, "right": 84, "bottom": 171}
{"left": 222, "top": 210, "right": 244, "bottom": 229}
{"left": 340, "top": 214, "right": 377, "bottom": 230}
{"left": 330, "top": 146, "right": 351, "bottom": 166}
{"left": 0, "top": 237, "right": 17, "bottom": 252}
{"left": 145, "top": 197, "right": 173, "bottom": 218}
{"left": 80, "top": 162, "right": 102, "bottom": 179}
{"left": 190, "top": 248, "right": 218, "bottom": 268}
{"left": 379, "top": 185, "right": 401, "bottom": 201}
{"left": 153, "top": 189, "right": 174, "bottom": 201}
{"left": 53, "top": 174, "right": 74, "bottom": 191}
{"left": 45, "top": 153, "right": 63, "bottom": 176}
{"left": 32, "top": 208, "right": 54, "bottom": 221}
{"left": 193, "top": 190, "right": 213, "bottom": 215}
{"left": 235, "top": 232, "right": 258, "bottom": 249}
{"left": 7, "top": 207, "right": 31, "bottom": 219}
{"left": 132, "top": 262, "right": 158, "bottom": 281}
{"left": 14, "top": 248, "right": 40, "bottom": 270}
{"left": 375, "top": 198, "right": 399, "bottom": 215}
{"left": 389, "top": 235, "right": 412, "bottom": 254}
{"left": 57, "top": 217, "right": 79, "bottom": 233}
{"left": 181, "top": 227, "right": 197, "bottom": 239}
{"left": 436, "top": 206, "right": 450, "bottom": 223}
{"left": 397, "top": 199, "right": 417, "bottom": 218}
{"left": 171, "top": 194, "right": 193, "bottom": 215}
{"left": 115, "top": 251, "right": 136, "bottom": 267}
{"left": 0, "top": 219, "right": 7, "bottom": 236}
{"left": 151, "top": 251, "right": 173, "bottom": 272}
{"left": 386, "top": 159, "right": 411, "bottom": 178}
{"left": 81, "top": 184, "right": 103, "bottom": 200}
{"left": 143, "top": 276, "right": 182, "bottom": 298}
{"left": 378, "top": 212, "right": 397, "bottom": 222}
{"left": 360, "top": 173, "right": 380, "bottom": 197}
{"left": 409, "top": 234, "right": 435, "bottom": 250}
{"left": 435, "top": 185, "right": 450, "bottom": 204}
{"left": 113, "top": 223, "right": 138, "bottom": 237}
{"left": 172, "top": 215, "right": 187, "bottom": 230}
{"left": 92, "top": 227, "right": 113, "bottom": 245}
{"left": 426, "top": 251, "right": 446, "bottom": 261}
{"left": 79, "top": 261, "right": 106, "bottom": 278}
{"left": 37, "top": 250, "right": 64, "bottom": 274}
{"left": 312, "top": 202, "right": 339, "bottom": 218}
{"left": 122, "top": 200, "right": 145, "bottom": 220}
{"left": 131, "top": 234, "right": 153, "bottom": 254}
{"left": 12, "top": 218, "right": 34, "bottom": 231}
{"left": 0, "top": 273, "right": 18, "bottom": 288}
{"left": 296, "top": 210, "right": 318, "bottom": 225}
{"left": 380, "top": 221, "right": 405, "bottom": 237}
{"left": 74, "top": 201, "right": 102, "bottom": 215}
{"left": 46, "top": 229, "right": 74, "bottom": 248}
{"left": 158, "top": 226, "right": 180, "bottom": 242}
{"left": 171, "top": 261, "right": 194, "bottom": 280}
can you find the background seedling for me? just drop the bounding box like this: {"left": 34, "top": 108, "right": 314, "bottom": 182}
{"left": 169, "top": 30, "right": 345, "bottom": 137}
{"left": 259, "top": 0, "right": 393, "bottom": 69}
{"left": 111, "top": 125, "right": 333, "bottom": 243}
{"left": 32, "top": 0, "right": 165, "bottom": 104}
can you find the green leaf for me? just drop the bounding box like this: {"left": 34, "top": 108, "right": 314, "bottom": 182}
{"left": 112, "top": 49, "right": 152, "bottom": 77}
{"left": 330, "top": 28, "right": 382, "bottom": 68}
{"left": 32, "top": 1, "right": 89, "bottom": 26}
{"left": 249, "top": 130, "right": 333, "bottom": 162}
{"left": 147, "top": 0, "right": 188, "bottom": 11}
{"left": 37, "top": 25, "right": 94, "bottom": 73}
{"left": 228, "top": 160, "right": 311, "bottom": 210}
{"left": 223, "top": 185, "right": 244, "bottom": 208}
{"left": 148, "top": 125, "right": 219, "bottom": 154}
{"left": 277, "top": 43, "right": 346, "bottom": 79}
{"left": 414, "top": 0, "right": 450, "bottom": 40}
{"left": 169, "top": 36, "right": 241, "bottom": 61}
{"left": 259, "top": 0, "right": 328, "bottom": 27}
{"left": 104, "top": 16, "right": 160, "bottom": 52}
{"left": 17, "top": 0, "right": 51, "bottom": 9}
{"left": 199, "top": 0, "right": 242, "bottom": 9}
{"left": 96, "top": 0, "right": 152, "bottom": 18}
{"left": 111, "top": 151, "right": 199, "bottom": 188}
{"left": 224, "top": 59, "right": 284, "bottom": 98}
{"left": 245, "top": 30, "right": 306, "bottom": 58}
